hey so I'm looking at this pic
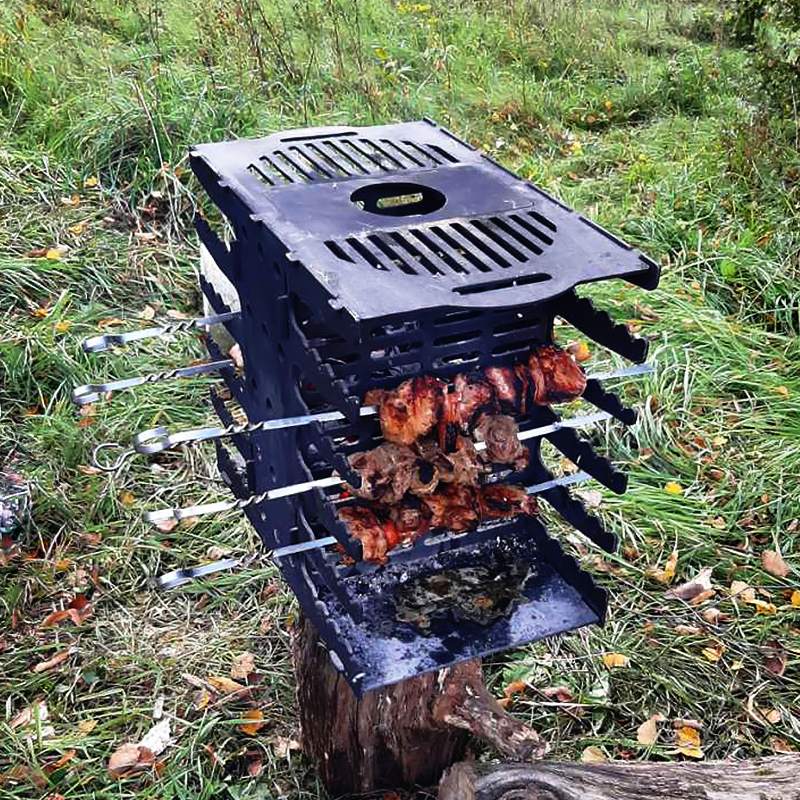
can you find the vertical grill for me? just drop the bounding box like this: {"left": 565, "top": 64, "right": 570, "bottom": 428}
{"left": 77, "top": 119, "right": 659, "bottom": 695}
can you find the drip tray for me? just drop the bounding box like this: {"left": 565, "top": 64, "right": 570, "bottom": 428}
{"left": 280, "top": 515, "right": 606, "bottom": 694}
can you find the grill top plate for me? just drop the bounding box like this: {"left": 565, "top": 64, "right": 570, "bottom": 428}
{"left": 191, "top": 118, "right": 658, "bottom": 326}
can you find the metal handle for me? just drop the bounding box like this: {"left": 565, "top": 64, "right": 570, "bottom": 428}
{"left": 73, "top": 359, "right": 234, "bottom": 405}
{"left": 132, "top": 364, "right": 652, "bottom": 456}
{"left": 81, "top": 311, "right": 239, "bottom": 353}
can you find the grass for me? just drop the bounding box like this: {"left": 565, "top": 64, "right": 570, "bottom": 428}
{"left": 1, "top": 0, "right": 799, "bottom": 797}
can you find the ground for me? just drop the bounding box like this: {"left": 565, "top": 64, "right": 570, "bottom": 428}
{"left": 0, "top": 1, "right": 799, "bottom": 798}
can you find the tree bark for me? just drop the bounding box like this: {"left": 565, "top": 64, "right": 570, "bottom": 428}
{"left": 438, "top": 756, "right": 800, "bottom": 800}
{"left": 291, "top": 614, "right": 544, "bottom": 797}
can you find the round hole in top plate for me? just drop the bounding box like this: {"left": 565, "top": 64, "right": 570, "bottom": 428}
{"left": 350, "top": 181, "right": 446, "bottom": 217}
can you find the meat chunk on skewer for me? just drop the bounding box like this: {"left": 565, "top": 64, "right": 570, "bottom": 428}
{"left": 527, "top": 345, "right": 586, "bottom": 405}
{"left": 438, "top": 373, "right": 495, "bottom": 451}
{"left": 474, "top": 414, "right": 529, "bottom": 471}
{"left": 484, "top": 366, "right": 519, "bottom": 411}
{"left": 364, "top": 375, "right": 445, "bottom": 446}
{"left": 346, "top": 443, "right": 417, "bottom": 505}
{"left": 422, "top": 484, "right": 480, "bottom": 533}
{"left": 338, "top": 505, "right": 388, "bottom": 563}
{"left": 477, "top": 483, "right": 538, "bottom": 520}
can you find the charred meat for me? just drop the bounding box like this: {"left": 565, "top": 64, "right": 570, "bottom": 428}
{"left": 365, "top": 375, "right": 445, "bottom": 446}
{"left": 422, "top": 484, "right": 480, "bottom": 533}
{"left": 346, "top": 443, "right": 417, "bottom": 505}
{"left": 438, "top": 373, "right": 495, "bottom": 451}
{"left": 484, "top": 366, "right": 519, "bottom": 411}
{"left": 474, "top": 414, "right": 529, "bottom": 470}
{"left": 477, "top": 483, "right": 538, "bottom": 520}
{"left": 527, "top": 345, "right": 586, "bottom": 405}
{"left": 338, "top": 505, "right": 388, "bottom": 563}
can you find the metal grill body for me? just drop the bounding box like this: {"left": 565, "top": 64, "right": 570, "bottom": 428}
{"left": 190, "top": 119, "right": 659, "bottom": 694}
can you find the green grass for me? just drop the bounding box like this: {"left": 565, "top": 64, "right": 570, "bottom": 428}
{"left": 1, "top": 0, "right": 799, "bottom": 797}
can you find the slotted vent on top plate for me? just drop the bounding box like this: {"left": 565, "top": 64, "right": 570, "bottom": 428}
{"left": 323, "top": 210, "right": 557, "bottom": 277}
{"left": 247, "top": 136, "right": 458, "bottom": 187}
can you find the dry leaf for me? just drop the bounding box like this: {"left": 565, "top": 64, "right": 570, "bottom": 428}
{"left": 268, "top": 735, "right": 301, "bottom": 759}
{"left": 567, "top": 340, "right": 591, "bottom": 362}
{"left": 751, "top": 598, "right": 777, "bottom": 615}
{"left": 108, "top": 719, "right": 172, "bottom": 779}
{"left": 602, "top": 652, "right": 629, "bottom": 669}
{"left": 108, "top": 743, "right": 154, "bottom": 778}
{"left": 60, "top": 194, "right": 80, "bottom": 207}
{"left": 763, "top": 641, "right": 787, "bottom": 676}
{"left": 674, "top": 624, "right": 702, "bottom": 636}
{"left": 675, "top": 725, "right": 703, "bottom": 758}
{"left": 771, "top": 737, "right": 796, "bottom": 753}
{"left": 540, "top": 686, "right": 574, "bottom": 703}
{"left": 701, "top": 644, "right": 725, "bottom": 662}
{"left": 636, "top": 714, "right": 663, "bottom": 746}
{"left": 230, "top": 652, "right": 256, "bottom": 681}
{"left": 54, "top": 320, "right": 72, "bottom": 333}
{"left": 77, "top": 719, "right": 98, "bottom": 734}
{"left": 701, "top": 607, "right": 724, "bottom": 625}
{"left": 247, "top": 755, "right": 264, "bottom": 777}
{"left": 648, "top": 550, "right": 678, "bottom": 585}
{"left": 154, "top": 518, "right": 178, "bottom": 533}
{"left": 730, "top": 580, "right": 755, "bottom": 602}
{"left": 791, "top": 590, "right": 800, "bottom": 607}
{"left": 46, "top": 244, "right": 70, "bottom": 260}
{"left": 68, "top": 221, "right": 86, "bottom": 236}
{"left": 10, "top": 700, "right": 48, "bottom": 730}
{"left": 664, "top": 481, "right": 683, "bottom": 496}
{"left": 139, "top": 304, "right": 157, "bottom": 320}
{"left": 84, "top": 176, "right": 98, "bottom": 188}
{"left": 228, "top": 343, "right": 244, "bottom": 369}
{"left": 44, "top": 750, "right": 76, "bottom": 774}
{"left": 239, "top": 709, "right": 265, "bottom": 736}
{"left": 580, "top": 745, "right": 607, "bottom": 763}
{"left": 665, "top": 567, "right": 713, "bottom": 601}
{"left": 33, "top": 648, "right": 74, "bottom": 673}
{"left": 762, "top": 550, "right": 790, "bottom": 578}
{"left": 206, "top": 676, "right": 247, "bottom": 695}
{"left": 119, "top": 491, "right": 135, "bottom": 507}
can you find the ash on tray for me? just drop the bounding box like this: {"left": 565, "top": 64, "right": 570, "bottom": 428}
{"left": 394, "top": 559, "right": 534, "bottom": 631}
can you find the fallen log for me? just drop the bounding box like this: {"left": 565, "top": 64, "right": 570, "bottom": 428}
{"left": 438, "top": 755, "right": 800, "bottom": 800}
{"left": 291, "top": 614, "right": 544, "bottom": 796}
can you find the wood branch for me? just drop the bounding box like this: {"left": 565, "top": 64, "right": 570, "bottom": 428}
{"left": 291, "top": 614, "right": 543, "bottom": 796}
{"left": 438, "top": 756, "right": 800, "bottom": 800}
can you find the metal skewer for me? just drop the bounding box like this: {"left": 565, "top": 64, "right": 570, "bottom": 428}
{"left": 73, "top": 359, "right": 234, "bottom": 406}
{"left": 143, "top": 407, "right": 602, "bottom": 526}
{"left": 154, "top": 470, "right": 593, "bottom": 588}
{"left": 81, "top": 311, "right": 239, "bottom": 353}
{"left": 133, "top": 363, "right": 653, "bottom": 456}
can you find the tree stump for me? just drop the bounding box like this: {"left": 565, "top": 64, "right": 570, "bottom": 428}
{"left": 291, "top": 615, "right": 544, "bottom": 797}
{"left": 438, "top": 756, "right": 800, "bottom": 800}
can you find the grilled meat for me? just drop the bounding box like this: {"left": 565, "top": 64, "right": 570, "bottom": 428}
{"left": 475, "top": 414, "right": 529, "bottom": 470}
{"left": 422, "top": 484, "right": 480, "bottom": 533}
{"left": 388, "top": 499, "right": 431, "bottom": 542}
{"left": 438, "top": 435, "right": 486, "bottom": 486}
{"left": 438, "top": 373, "right": 495, "bottom": 451}
{"left": 477, "top": 483, "right": 538, "bottom": 520}
{"left": 338, "top": 505, "right": 388, "bottom": 563}
{"left": 527, "top": 345, "right": 586, "bottom": 405}
{"left": 365, "top": 375, "right": 445, "bottom": 446}
{"left": 346, "top": 443, "right": 417, "bottom": 505}
{"left": 484, "top": 366, "right": 519, "bottom": 411}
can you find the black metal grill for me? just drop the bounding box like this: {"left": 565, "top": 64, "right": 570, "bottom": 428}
{"left": 189, "top": 118, "right": 659, "bottom": 695}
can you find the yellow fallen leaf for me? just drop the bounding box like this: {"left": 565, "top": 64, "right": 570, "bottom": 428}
{"left": 84, "top": 176, "right": 98, "bottom": 188}
{"left": 60, "top": 194, "right": 80, "bottom": 207}
{"left": 581, "top": 745, "right": 607, "bottom": 763}
{"left": 675, "top": 725, "right": 703, "bottom": 758}
{"left": 238, "top": 709, "right": 265, "bottom": 736}
{"left": 568, "top": 340, "right": 591, "bottom": 363}
{"left": 602, "top": 652, "right": 629, "bottom": 669}
{"left": 206, "top": 676, "right": 247, "bottom": 695}
{"left": 119, "top": 490, "right": 135, "bottom": 507}
{"left": 762, "top": 550, "right": 790, "bottom": 578}
{"left": 78, "top": 719, "right": 98, "bottom": 734}
{"left": 791, "top": 590, "right": 800, "bottom": 607}
{"left": 664, "top": 481, "right": 683, "bottom": 496}
{"left": 751, "top": 598, "right": 777, "bottom": 615}
{"left": 648, "top": 549, "right": 678, "bottom": 585}
{"left": 68, "top": 221, "right": 87, "bottom": 236}
{"left": 774, "top": 385, "right": 789, "bottom": 398}
{"left": 32, "top": 306, "right": 50, "bottom": 319}
{"left": 54, "top": 320, "right": 72, "bottom": 334}
{"left": 46, "top": 244, "right": 70, "bottom": 260}
{"left": 701, "top": 644, "right": 725, "bottom": 662}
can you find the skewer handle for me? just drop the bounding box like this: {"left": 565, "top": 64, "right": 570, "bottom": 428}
{"left": 81, "top": 311, "right": 239, "bottom": 353}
